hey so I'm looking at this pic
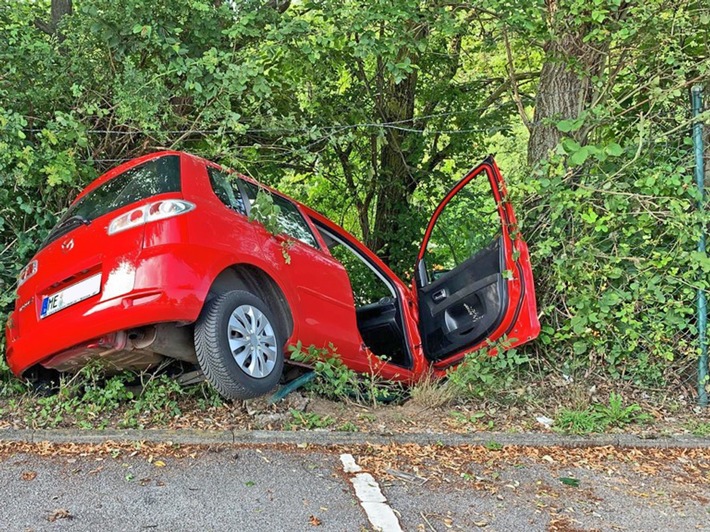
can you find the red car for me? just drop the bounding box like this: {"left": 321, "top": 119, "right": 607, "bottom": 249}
{"left": 5, "top": 151, "right": 539, "bottom": 399}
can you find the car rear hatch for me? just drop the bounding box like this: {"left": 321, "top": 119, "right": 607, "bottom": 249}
{"left": 11, "top": 154, "right": 183, "bottom": 355}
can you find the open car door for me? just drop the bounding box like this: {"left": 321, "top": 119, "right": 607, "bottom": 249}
{"left": 414, "top": 156, "right": 540, "bottom": 367}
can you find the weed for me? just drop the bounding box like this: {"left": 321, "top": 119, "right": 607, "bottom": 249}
{"left": 685, "top": 420, "right": 710, "bottom": 437}
{"left": 555, "top": 393, "right": 651, "bottom": 434}
{"left": 121, "top": 373, "right": 185, "bottom": 428}
{"left": 286, "top": 409, "right": 335, "bottom": 430}
{"left": 446, "top": 338, "right": 530, "bottom": 400}
{"left": 289, "top": 342, "right": 360, "bottom": 400}
{"left": 449, "top": 410, "right": 487, "bottom": 425}
{"left": 409, "top": 371, "right": 457, "bottom": 409}
{"left": 189, "top": 381, "right": 225, "bottom": 410}
{"left": 596, "top": 392, "right": 651, "bottom": 427}
{"left": 338, "top": 421, "right": 359, "bottom": 432}
{"left": 485, "top": 440, "right": 503, "bottom": 451}
{"left": 555, "top": 408, "right": 603, "bottom": 435}
{"left": 288, "top": 341, "right": 403, "bottom": 406}
{"left": 16, "top": 361, "right": 225, "bottom": 429}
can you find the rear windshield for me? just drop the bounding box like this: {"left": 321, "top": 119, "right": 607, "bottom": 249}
{"left": 42, "top": 155, "right": 181, "bottom": 248}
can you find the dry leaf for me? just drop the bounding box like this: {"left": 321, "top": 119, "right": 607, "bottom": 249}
{"left": 153, "top": 460, "right": 166, "bottom": 467}
{"left": 47, "top": 509, "right": 72, "bottom": 522}
{"left": 21, "top": 471, "right": 37, "bottom": 481}
{"left": 308, "top": 515, "right": 322, "bottom": 526}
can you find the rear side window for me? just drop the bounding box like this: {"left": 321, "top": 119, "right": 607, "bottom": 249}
{"left": 240, "top": 180, "right": 319, "bottom": 248}
{"left": 207, "top": 167, "right": 247, "bottom": 215}
{"left": 42, "top": 155, "right": 181, "bottom": 248}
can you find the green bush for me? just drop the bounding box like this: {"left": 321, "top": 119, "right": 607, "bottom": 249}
{"left": 446, "top": 341, "right": 531, "bottom": 400}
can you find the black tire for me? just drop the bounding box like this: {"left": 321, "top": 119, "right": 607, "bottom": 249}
{"left": 194, "top": 290, "right": 284, "bottom": 400}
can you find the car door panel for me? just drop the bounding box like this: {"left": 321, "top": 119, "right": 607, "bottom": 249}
{"left": 418, "top": 237, "right": 507, "bottom": 360}
{"left": 415, "top": 157, "right": 540, "bottom": 366}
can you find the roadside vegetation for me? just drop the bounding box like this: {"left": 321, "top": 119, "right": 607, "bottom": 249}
{"left": 0, "top": 346, "right": 703, "bottom": 438}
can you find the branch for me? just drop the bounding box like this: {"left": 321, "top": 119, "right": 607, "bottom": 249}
{"left": 503, "top": 25, "right": 533, "bottom": 131}
{"left": 264, "top": 0, "right": 290, "bottom": 14}
{"left": 34, "top": 18, "right": 54, "bottom": 35}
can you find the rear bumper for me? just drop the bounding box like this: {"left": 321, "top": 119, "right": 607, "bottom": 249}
{"left": 5, "top": 250, "right": 206, "bottom": 376}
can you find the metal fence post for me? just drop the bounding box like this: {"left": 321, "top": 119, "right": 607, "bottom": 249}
{"left": 692, "top": 85, "right": 708, "bottom": 407}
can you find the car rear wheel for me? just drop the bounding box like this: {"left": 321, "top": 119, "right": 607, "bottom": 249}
{"left": 194, "top": 290, "right": 284, "bottom": 400}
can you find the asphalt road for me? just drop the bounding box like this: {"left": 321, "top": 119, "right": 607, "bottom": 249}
{"left": 0, "top": 445, "right": 708, "bottom": 531}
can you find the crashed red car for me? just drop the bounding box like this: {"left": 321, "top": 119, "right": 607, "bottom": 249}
{"left": 5, "top": 151, "right": 539, "bottom": 399}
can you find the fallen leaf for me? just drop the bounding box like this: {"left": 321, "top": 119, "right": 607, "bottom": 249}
{"left": 559, "top": 477, "right": 580, "bottom": 487}
{"left": 309, "top": 515, "right": 322, "bottom": 526}
{"left": 153, "top": 460, "right": 166, "bottom": 467}
{"left": 21, "top": 471, "right": 37, "bottom": 481}
{"left": 47, "top": 509, "right": 72, "bottom": 522}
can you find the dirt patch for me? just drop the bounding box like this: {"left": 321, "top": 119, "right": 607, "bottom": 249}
{"left": 1, "top": 374, "right": 709, "bottom": 439}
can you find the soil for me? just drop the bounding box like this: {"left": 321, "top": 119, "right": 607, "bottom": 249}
{"left": 1, "top": 373, "right": 709, "bottom": 439}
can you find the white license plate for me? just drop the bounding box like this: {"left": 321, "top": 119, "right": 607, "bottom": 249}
{"left": 40, "top": 273, "right": 102, "bottom": 319}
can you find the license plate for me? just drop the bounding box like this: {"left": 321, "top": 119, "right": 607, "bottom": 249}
{"left": 40, "top": 273, "right": 102, "bottom": 319}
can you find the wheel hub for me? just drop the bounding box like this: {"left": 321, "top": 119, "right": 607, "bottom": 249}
{"left": 227, "top": 304, "right": 277, "bottom": 379}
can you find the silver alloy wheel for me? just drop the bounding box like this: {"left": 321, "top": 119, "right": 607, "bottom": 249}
{"left": 227, "top": 304, "right": 278, "bottom": 379}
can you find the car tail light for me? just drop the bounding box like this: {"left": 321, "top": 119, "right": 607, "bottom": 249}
{"left": 18, "top": 260, "right": 38, "bottom": 287}
{"left": 107, "top": 199, "right": 195, "bottom": 235}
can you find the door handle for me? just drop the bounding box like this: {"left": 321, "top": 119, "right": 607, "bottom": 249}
{"left": 432, "top": 289, "right": 448, "bottom": 303}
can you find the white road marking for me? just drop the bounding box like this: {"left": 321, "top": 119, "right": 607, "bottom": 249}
{"left": 340, "top": 453, "right": 362, "bottom": 473}
{"left": 340, "top": 453, "right": 403, "bottom": 532}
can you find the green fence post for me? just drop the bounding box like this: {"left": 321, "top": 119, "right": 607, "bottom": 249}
{"left": 692, "top": 85, "right": 708, "bottom": 407}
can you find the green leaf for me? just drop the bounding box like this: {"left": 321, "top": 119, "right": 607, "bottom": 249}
{"left": 559, "top": 477, "right": 580, "bottom": 487}
{"left": 556, "top": 118, "right": 584, "bottom": 133}
{"left": 569, "top": 147, "right": 590, "bottom": 166}
{"left": 605, "top": 143, "right": 624, "bottom": 157}
{"left": 573, "top": 341, "right": 588, "bottom": 355}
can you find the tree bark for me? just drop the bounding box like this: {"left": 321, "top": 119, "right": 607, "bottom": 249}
{"left": 369, "top": 67, "right": 418, "bottom": 264}
{"left": 34, "top": 0, "right": 72, "bottom": 42}
{"left": 527, "top": 2, "right": 607, "bottom": 166}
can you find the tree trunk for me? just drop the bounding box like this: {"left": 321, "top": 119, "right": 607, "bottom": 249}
{"left": 369, "top": 68, "right": 418, "bottom": 267}
{"left": 35, "top": 0, "right": 72, "bottom": 42}
{"left": 527, "top": 2, "right": 607, "bottom": 166}
{"left": 527, "top": 34, "right": 588, "bottom": 165}
{"left": 51, "top": 0, "right": 72, "bottom": 27}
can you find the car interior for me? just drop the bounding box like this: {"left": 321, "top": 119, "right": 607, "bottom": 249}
{"left": 311, "top": 222, "right": 412, "bottom": 368}
{"left": 416, "top": 236, "right": 507, "bottom": 361}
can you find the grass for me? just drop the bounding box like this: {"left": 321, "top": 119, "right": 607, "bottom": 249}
{"left": 285, "top": 410, "right": 335, "bottom": 430}
{"left": 408, "top": 371, "right": 457, "bottom": 409}
{"left": 684, "top": 420, "right": 710, "bottom": 437}
{"left": 555, "top": 392, "right": 652, "bottom": 435}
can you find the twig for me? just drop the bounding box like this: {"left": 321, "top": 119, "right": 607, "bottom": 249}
{"left": 420, "top": 511, "right": 437, "bottom": 532}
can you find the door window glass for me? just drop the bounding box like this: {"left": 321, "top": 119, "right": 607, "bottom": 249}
{"left": 423, "top": 170, "right": 502, "bottom": 280}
